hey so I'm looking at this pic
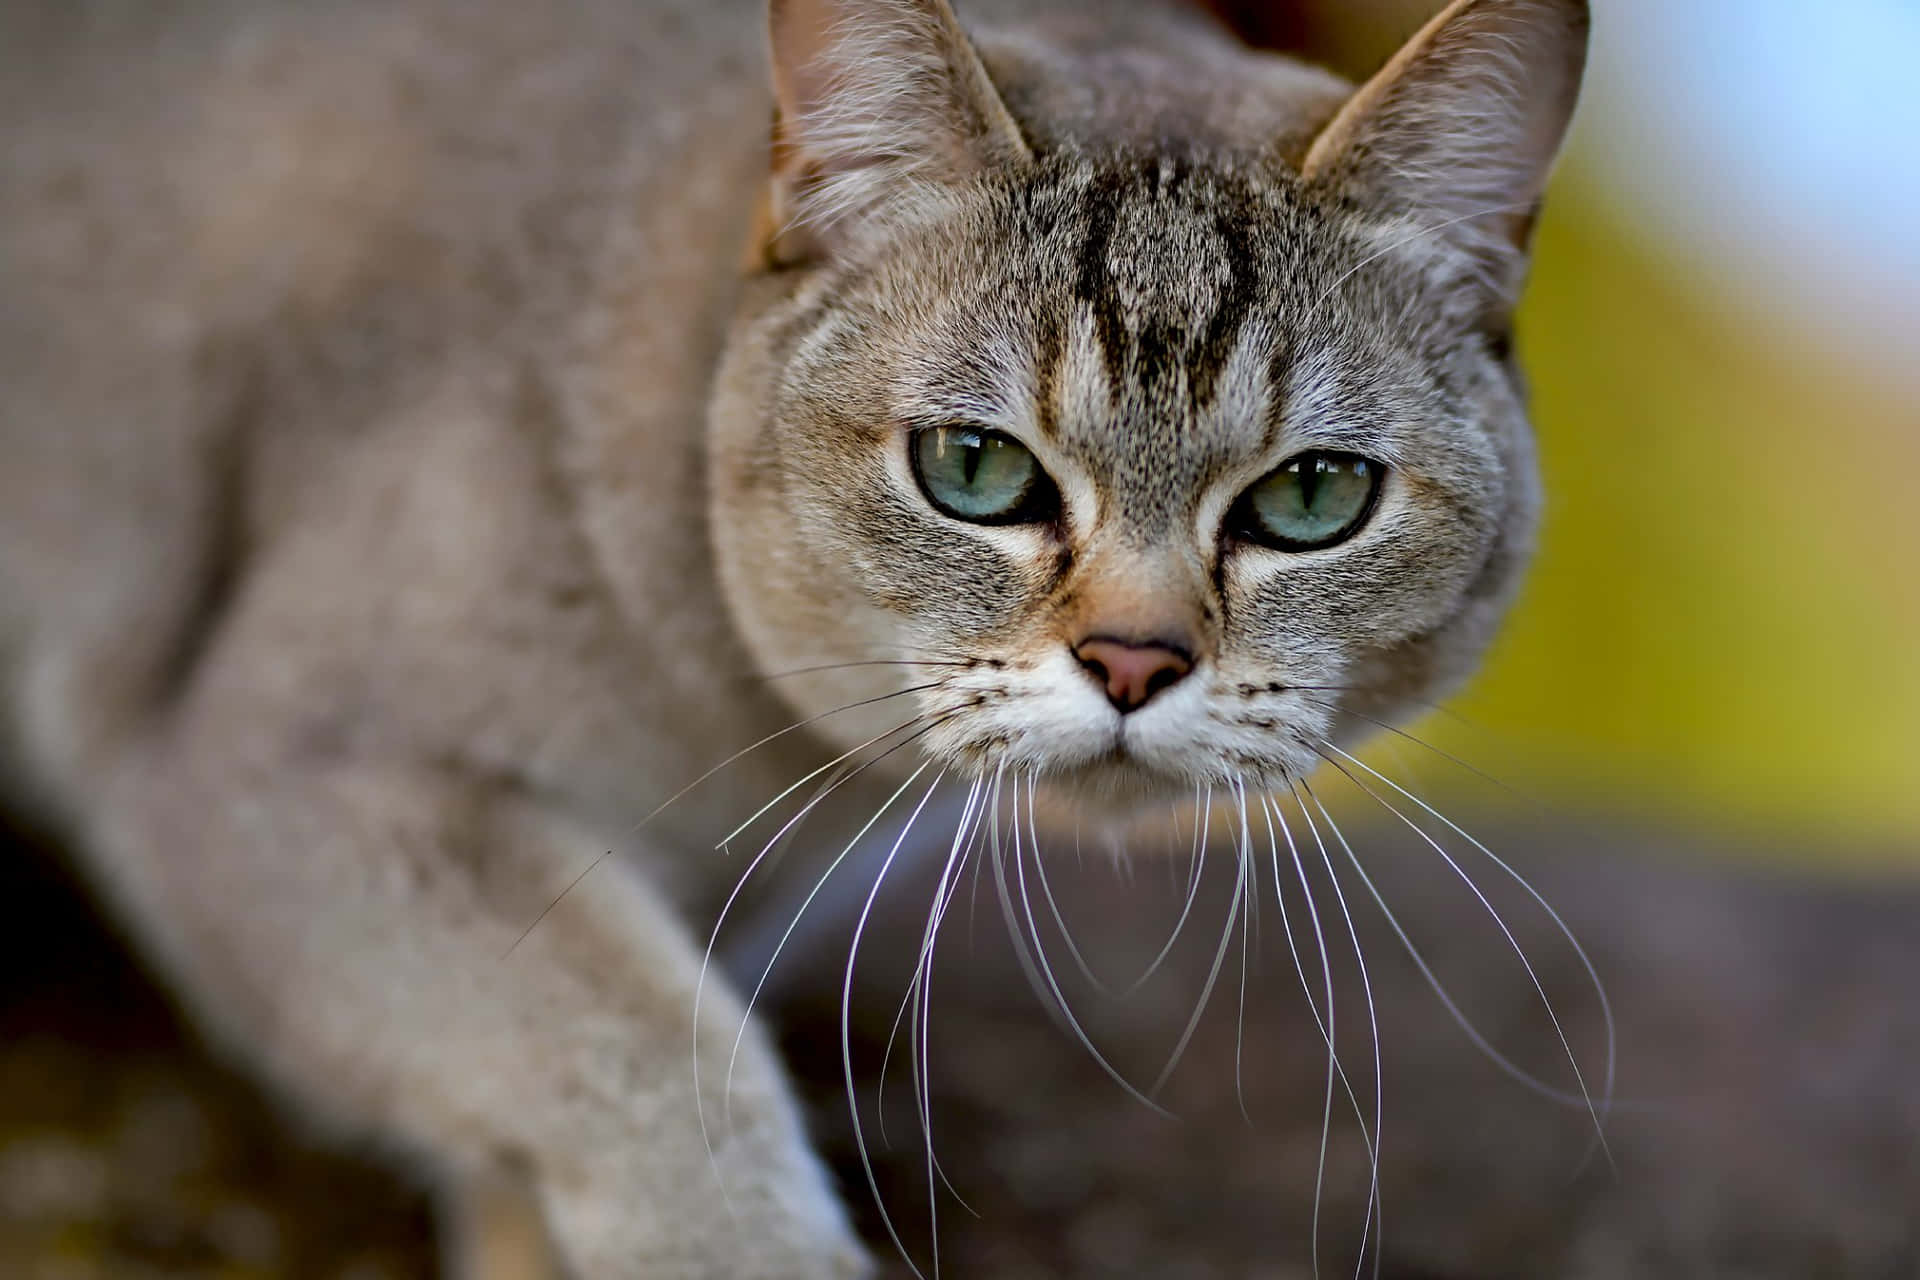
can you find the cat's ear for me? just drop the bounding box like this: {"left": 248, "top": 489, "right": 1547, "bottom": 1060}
{"left": 760, "top": 0, "right": 1030, "bottom": 265}
{"left": 1302, "top": 0, "right": 1589, "bottom": 310}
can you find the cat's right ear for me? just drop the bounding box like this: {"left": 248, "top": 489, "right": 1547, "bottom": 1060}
{"left": 1301, "top": 0, "right": 1590, "bottom": 314}
{"left": 759, "top": 0, "right": 1030, "bottom": 266}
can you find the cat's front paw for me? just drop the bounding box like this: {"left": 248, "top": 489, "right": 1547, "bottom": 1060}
{"left": 530, "top": 1145, "right": 872, "bottom": 1280}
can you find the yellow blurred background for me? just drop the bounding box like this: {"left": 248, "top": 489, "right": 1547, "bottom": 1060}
{"left": 1257, "top": 0, "right": 1920, "bottom": 860}
{"left": 1464, "top": 195, "right": 1919, "bottom": 858}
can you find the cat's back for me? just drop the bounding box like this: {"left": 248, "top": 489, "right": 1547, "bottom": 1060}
{"left": 0, "top": 0, "right": 763, "bottom": 370}
{"left": 0, "top": 0, "right": 767, "bottom": 801}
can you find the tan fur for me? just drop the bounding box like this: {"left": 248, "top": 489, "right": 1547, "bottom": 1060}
{"left": 0, "top": 0, "right": 1587, "bottom": 1273}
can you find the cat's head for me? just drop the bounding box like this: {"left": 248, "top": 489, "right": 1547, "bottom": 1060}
{"left": 710, "top": 0, "right": 1588, "bottom": 808}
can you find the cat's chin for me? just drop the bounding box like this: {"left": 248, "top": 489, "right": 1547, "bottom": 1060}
{"left": 1028, "top": 756, "right": 1216, "bottom": 824}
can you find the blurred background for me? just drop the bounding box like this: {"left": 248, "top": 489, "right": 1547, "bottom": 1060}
{"left": 1217, "top": 0, "right": 1920, "bottom": 863}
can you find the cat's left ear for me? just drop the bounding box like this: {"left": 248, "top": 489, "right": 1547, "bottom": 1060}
{"left": 759, "top": 0, "right": 1031, "bottom": 266}
{"left": 1302, "top": 0, "right": 1590, "bottom": 313}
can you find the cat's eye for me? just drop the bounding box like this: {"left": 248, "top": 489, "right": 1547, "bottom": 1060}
{"left": 910, "top": 425, "right": 1058, "bottom": 526}
{"left": 1230, "top": 451, "right": 1384, "bottom": 551}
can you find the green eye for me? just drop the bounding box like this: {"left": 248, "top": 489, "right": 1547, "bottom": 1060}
{"left": 910, "top": 426, "right": 1057, "bottom": 525}
{"left": 1232, "top": 451, "right": 1384, "bottom": 550}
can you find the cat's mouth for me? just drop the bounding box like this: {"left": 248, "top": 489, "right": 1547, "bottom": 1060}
{"left": 909, "top": 654, "right": 1333, "bottom": 809}
{"left": 928, "top": 725, "right": 1200, "bottom": 811}
{"left": 1030, "top": 739, "right": 1221, "bottom": 812}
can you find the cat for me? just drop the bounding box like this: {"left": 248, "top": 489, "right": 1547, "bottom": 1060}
{"left": 0, "top": 0, "right": 1589, "bottom": 1274}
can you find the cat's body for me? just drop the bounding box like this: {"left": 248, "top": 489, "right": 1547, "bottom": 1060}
{"left": 0, "top": 0, "right": 1589, "bottom": 1274}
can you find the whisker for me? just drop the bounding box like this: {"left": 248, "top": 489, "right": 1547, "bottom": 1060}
{"left": 1281, "top": 685, "right": 1506, "bottom": 746}
{"left": 1289, "top": 763, "right": 1594, "bottom": 1113}
{"left": 1025, "top": 772, "right": 1109, "bottom": 994}
{"left": 729, "top": 757, "right": 866, "bottom": 909}
{"left": 908, "top": 829, "right": 948, "bottom": 1274}
{"left": 914, "top": 807, "right": 983, "bottom": 1227}
{"left": 698, "top": 716, "right": 971, "bottom": 1142}
{"left": 718, "top": 720, "right": 957, "bottom": 1133}
{"left": 1257, "top": 792, "right": 1377, "bottom": 1156}
{"left": 1127, "top": 784, "right": 1212, "bottom": 996}
{"left": 670, "top": 682, "right": 952, "bottom": 841}
{"left": 1184, "top": 781, "right": 1206, "bottom": 898}
{"left": 696, "top": 716, "right": 951, "bottom": 1150}
{"left": 1149, "top": 782, "right": 1248, "bottom": 1099}
{"left": 1262, "top": 787, "right": 1339, "bottom": 1279}
{"left": 1293, "top": 695, "right": 1529, "bottom": 804}
{"left": 715, "top": 702, "right": 954, "bottom": 850}
{"left": 877, "top": 786, "right": 990, "bottom": 1222}
{"left": 760, "top": 658, "right": 973, "bottom": 682}
{"left": 966, "top": 791, "right": 990, "bottom": 948}
{"left": 503, "top": 850, "right": 618, "bottom": 962}
{"left": 1313, "top": 742, "right": 1616, "bottom": 1165}
{"left": 510, "top": 691, "right": 950, "bottom": 960}
{"left": 985, "top": 768, "right": 1047, "bottom": 1010}
{"left": 1327, "top": 743, "right": 1621, "bottom": 1150}
{"left": 1296, "top": 782, "right": 1386, "bottom": 1280}
{"left": 878, "top": 779, "right": 985, "bottom": 1146}
{"left": 997, "top": 770, "right": 1168, "bottom": 1115}
{"left": 1233, "top": 781, "right": 1254, "bottom": 1125}
{"left": 842, "top": 767, "right": 948, "bottom": 1280}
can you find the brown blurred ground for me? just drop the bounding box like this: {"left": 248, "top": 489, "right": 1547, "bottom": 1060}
{"left": 0, "top": 814, "right": 437, "bottom": 1280}
{"left": 7, "top": 803, "right": 1917, "bottom": 1279}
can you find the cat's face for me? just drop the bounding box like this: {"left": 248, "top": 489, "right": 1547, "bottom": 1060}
{"left": 711, "top": 0, "right": 1584, "bottom": 809}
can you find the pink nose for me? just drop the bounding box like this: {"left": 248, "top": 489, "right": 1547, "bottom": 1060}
{"left": 1073, "top": 637, "right": 1194, "bottom": 714}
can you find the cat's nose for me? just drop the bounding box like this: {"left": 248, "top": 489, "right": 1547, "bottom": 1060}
{"left": 1073, "top": 637, "right": 1194, "bottom": 714}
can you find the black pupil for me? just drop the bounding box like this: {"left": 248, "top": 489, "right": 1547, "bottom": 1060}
{"left": 1297, "top": 454, "right": 1326, "bottom": 508}
{"left": 961, "top": 436, "right": 984, "bottom": 484}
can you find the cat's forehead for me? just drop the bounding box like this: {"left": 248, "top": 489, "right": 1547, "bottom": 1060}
{"left": 909, "top": 160, "right": 1422, "bottom": 533}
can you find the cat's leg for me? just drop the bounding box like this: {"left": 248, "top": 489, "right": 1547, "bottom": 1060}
{"left": 87, "top": 722, "right": 867, "bottom": 1279}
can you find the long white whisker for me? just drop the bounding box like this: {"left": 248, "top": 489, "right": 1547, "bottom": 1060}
{"left": 699, "top": 710, "right": 960, "bottom": 1153}
{"left": 1128, "top": 784, "right": 1212, "bottom": 996}
{"left": 1322, "top": 744, "right": 1616, "bottom": 1104}
{"left": 1296, "top": 781, "right": 1386, "bottom": 1280}
{"left": 879, "top": 779, "right": 985, "bottom": 1217}
{"left": 1025, "top": 773, "right": 1109, "bottom": 994}
{"left": 912, "top": 896, "right": 939, "bottom": 1278}
{"left": 696, "top": 722, "right": 941, "bottom": 1189}
{"left": 965, "top": 789, "right": 991, "bottom": 947}
{"left": 843, "top": 768, "right": 948, "bottom": 1280}
{"left": 507, "top": 694, "right": 949, "bottom": 960}
{"left": 878, "top": 780, "right": 985, "bottom": 1147}
{"left": 715, "top": 704, "right": 951, "bottom": 850}
{"left": 1294, "top": 694, "right": 1530, "bottom": 804}
{"left": 1150, "top": 781, "right": 1248, "bottom": 1099}
{"left": 660, "top": 682, "right": 948, "bottom": 838}
{"left": 760, "top": 657, "right": 972, "bottom": 682}
{"left": 1234, "top": 781, "right": 1254, "bottom": 1124}
{"left": 1314, "top": 742, "right": 1615, "bottom": 1165}
{"left": 722, "top": 747, "right": 943, "bottom": 1132}
{"left": 1291, "top": 763, "right": 1594, "bottom": 1112}
{"left": 1263, "top": 788, "right": 1338, "bottom": 1278}
{"left": 986, "top": 767, "right": 1048, "bottom": 1013}
{"left": 998, "top": 771, "right": 1168, "bottom": 1115}
{"left": 1258, "top": 792, "right": 1376, "bottom": 1150}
